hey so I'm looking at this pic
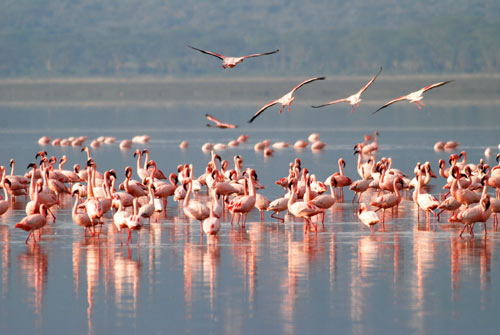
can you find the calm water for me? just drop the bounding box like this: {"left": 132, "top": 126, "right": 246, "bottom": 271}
{"left": 0, "top": 93, "right": 500, "bottom": 334}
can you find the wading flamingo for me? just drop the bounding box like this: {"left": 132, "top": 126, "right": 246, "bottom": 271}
{"left": 358, "top": 203, "right": 380, "bottom": 234}
{"left": 248, "top": 77, "right": 326, "bottom": 123}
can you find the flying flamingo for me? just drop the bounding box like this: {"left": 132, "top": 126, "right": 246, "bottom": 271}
{"left": 188, "top": 45, "right": 279, "bottom": 69}
{"left": 373, "top": 80, "right": 453, "bottom": 114}
{"left": 248, "top": 77, "right": 326, "bottom": 123}
{"left": 206, "top": 114, "right": 238, "bottom": 129}
{"left": 312, "top": 67, "right": 382, "bottom": 112}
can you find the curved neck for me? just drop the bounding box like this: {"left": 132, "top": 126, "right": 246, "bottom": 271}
{"left": 72, "top": 192, "right": 80, "bottom": 215}
{"left": 183, "top": 181, "right": 193, "bottom": 207}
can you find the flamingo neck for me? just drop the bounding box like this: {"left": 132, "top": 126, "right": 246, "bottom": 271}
{"left": 72, "top": 192, "right": 80, "bottom": 216}
{"left": 183, "top": 181, "right": 192, "bottom": 207}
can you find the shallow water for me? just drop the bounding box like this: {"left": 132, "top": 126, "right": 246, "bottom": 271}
{"left": 0, "top": 93, "right": 499, "bottom": 334}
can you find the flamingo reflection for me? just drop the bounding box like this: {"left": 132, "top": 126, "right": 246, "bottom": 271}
{"left": 18, "top": 243, "right": 48, "bottom": 317}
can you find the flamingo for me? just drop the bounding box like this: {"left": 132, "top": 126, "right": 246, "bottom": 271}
{"left": 312, "top": 67, "right": 382, "bottom": 112}
{"left": 183, "top": 179, "right": 210, "bottom": 231}
{"left": 125, "top": 198, "right": 144, "bottom": 244}
{"left": 255, "top": 193, "right": 270, "bottom": 222}
{"left": 72, "top": 190, "right": 95, "bottom": 236}
{"left": 370, "top": 176, "right": 404, "bottom": 224}
{"left": 415, "top": 170, "right": 439, "bottom": 225}
{"left": 138, "top": 178, "right": 156, "bottom": 223}
{"left": 287, "top": 183, "right": 324, "bottom": 233}
{"left": 112, "top": 194, "right": 130, "bottom": 244}
{"left": 248, "top": 77, "right": 326, "bottom": 123}
{"left": 188, "top": 45, "right": 279, "bottom": 69}
{"left": 373, "top": 80, "right": 453, "bottom": 114}
{"left": 206, "top": 114, "right": 238, "bottom": 129}
{"left": 15, "top": 204, "right": 49, "bottom": 244}
{"left": 357, "top": 203, "right": 380, "bottom": 234}
{"left": 456, "top": 193, "right": 491, "bottom": 237}
{"left": 228, "top": 170, "right": 257, "bottom": 227}
{"left": 202, "top": 203, "right": 221, "bottom": 236}
{"left": 0, "top": 178, "right": 11, "bottom": 216}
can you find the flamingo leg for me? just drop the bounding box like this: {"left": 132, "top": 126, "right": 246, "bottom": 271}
{"left": 459, "top": 224, "right": 467, "bottom": 237}
{"left": 414, "top": 101, "right": 422, "bottom": 110}
{"left": 350, "top": 105, "right": 354, "bottom": 113}
{"left": 25, "top": 232, "right": 32, "bottom": 244}
{"left": 271, "top": 212, "right": 284, "bottom": 223}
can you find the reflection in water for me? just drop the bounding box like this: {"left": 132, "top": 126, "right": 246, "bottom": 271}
{"left": 450, "top": 236, "right": 492, "bottom": 305}
{"left": 17, "top": 243, "right": 48, "bottom": 320}
{"left": 0, "top": 225, "right": 9, "bottom": 297}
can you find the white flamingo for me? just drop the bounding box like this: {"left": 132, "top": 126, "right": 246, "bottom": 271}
{"left": 373, "top": 80, "right": 453, "bottom": 114}
{"left": 188, "top": 45, "right": 279, "bottom": 69}
{"left": 312, "top": 67, "right": 382, "bottom": 112}
{"left": 248, "top": 77, "right": 326, "bottom": 123}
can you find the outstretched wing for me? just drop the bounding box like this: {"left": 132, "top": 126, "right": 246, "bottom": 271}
{"left": 291, "top": 77, "right": 326, "bottom": 94}
{"left": 248, "top": 100, "right": 280, "bottom": 123}
{"left": 372, "top": 96, "right": 408, "bottom": 114}
{"left": 358, "top": 66, "right": 383, "bottom": 95}
{"left": 241, "top": 49, "right": 280, "bottom": 59}
{"left": 188, "top": 45, "right": 225, "bottom": 60}
{"left": 311, "top": 98, "right": 348, "bottom": 108}
{"left": 206, "top": 113, "right": 222, "bottom": 125}
{"left": 422, "top": 80, "right": 454, "bottom": 93}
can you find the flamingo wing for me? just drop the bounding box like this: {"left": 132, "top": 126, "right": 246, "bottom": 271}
{"left": 291, "top": 76, "right": 326, "bottom": 94}
{"left": 188, "top": 45, "right": 225, "bottom": 60}
{"left": 206, "top": 113, "right": 222, "bottom": 125}
{"left": 241, "top": 49, "right": 280, "bottom": 59}
{"left": 358, "top": 66, "right": 383, "bottom": 95}
{"left": 422, "top": 80, "right": 454, "bottom": 93}
{"left": 311, "top": 97, "right": 349, "bottom": 108}
{"left": 248, "top": 100, "right": 280, "bottom": 123}
{"left": 206, "top": 114, "right": 237, "bottom": 128}
{"left": 372, "top": 95, "right": 408, "bottom": 114}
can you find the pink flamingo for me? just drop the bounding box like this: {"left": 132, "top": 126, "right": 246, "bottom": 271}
{"left": 370, "top": 176, "right": 404, "bottom": 224}
{"left": 183, "top": 179, "right": 210, "bottom": 232}
{"left": 415, "top": 170, "right": 439, "bottom": 225}
{"left": 188, "top": 45, "right": 279, "bottom": 69}
{"left": 15, "top": 204, "right": 49, "bottom": 244}
{"left": 357, "top": 203, "right": 380, "bottom": 234}
{"left": 125, "top": 198, "right": 144, "bottom": 244}
{"left": 248, "top": 77, "right": 326, "bottom": 123}
{"left": 287, "top": 183, "right": 324, "bottom": 233}
{"left": 206, "top": 114, "right": 238, "bottom": 129}
{"left": 202, "top": 203, "right": 221, "bottom": 236}
{"left": 0, "top": 178, "right": 11, "bottom": 216}
{"left": 228, "top": 170, "right": 257, "bottom": 227}
{"left": 72, "top": 190, "right": 95, "bottom": 236}
{"left": 456, "top": 193, "right": 491, "bottom": 237}
{"left": 373, "top": 80, "right": 453, "bottom": 114}
{"left": 312, "top": 67, "right": 382, "bottom": 112}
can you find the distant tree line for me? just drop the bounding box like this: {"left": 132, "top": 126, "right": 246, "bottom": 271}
{"left": 0, "top": 3, "right": 498, "bottom": 77}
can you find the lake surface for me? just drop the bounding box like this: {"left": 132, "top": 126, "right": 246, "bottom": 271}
{"left": 0, "top": 77, "right": 499, "bottom": 334}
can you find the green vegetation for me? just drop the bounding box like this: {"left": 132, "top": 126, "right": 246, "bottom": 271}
{"left": 0, "top": 1, "right": 499, "bottom": 77}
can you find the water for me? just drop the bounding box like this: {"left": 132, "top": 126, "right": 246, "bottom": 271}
{"left": 0, "top": 83, "right": 499, "bottom": 334}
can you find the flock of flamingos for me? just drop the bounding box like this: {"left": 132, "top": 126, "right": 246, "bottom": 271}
{"left": 3, "top": 45, "right": 499, "bottom": 245}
